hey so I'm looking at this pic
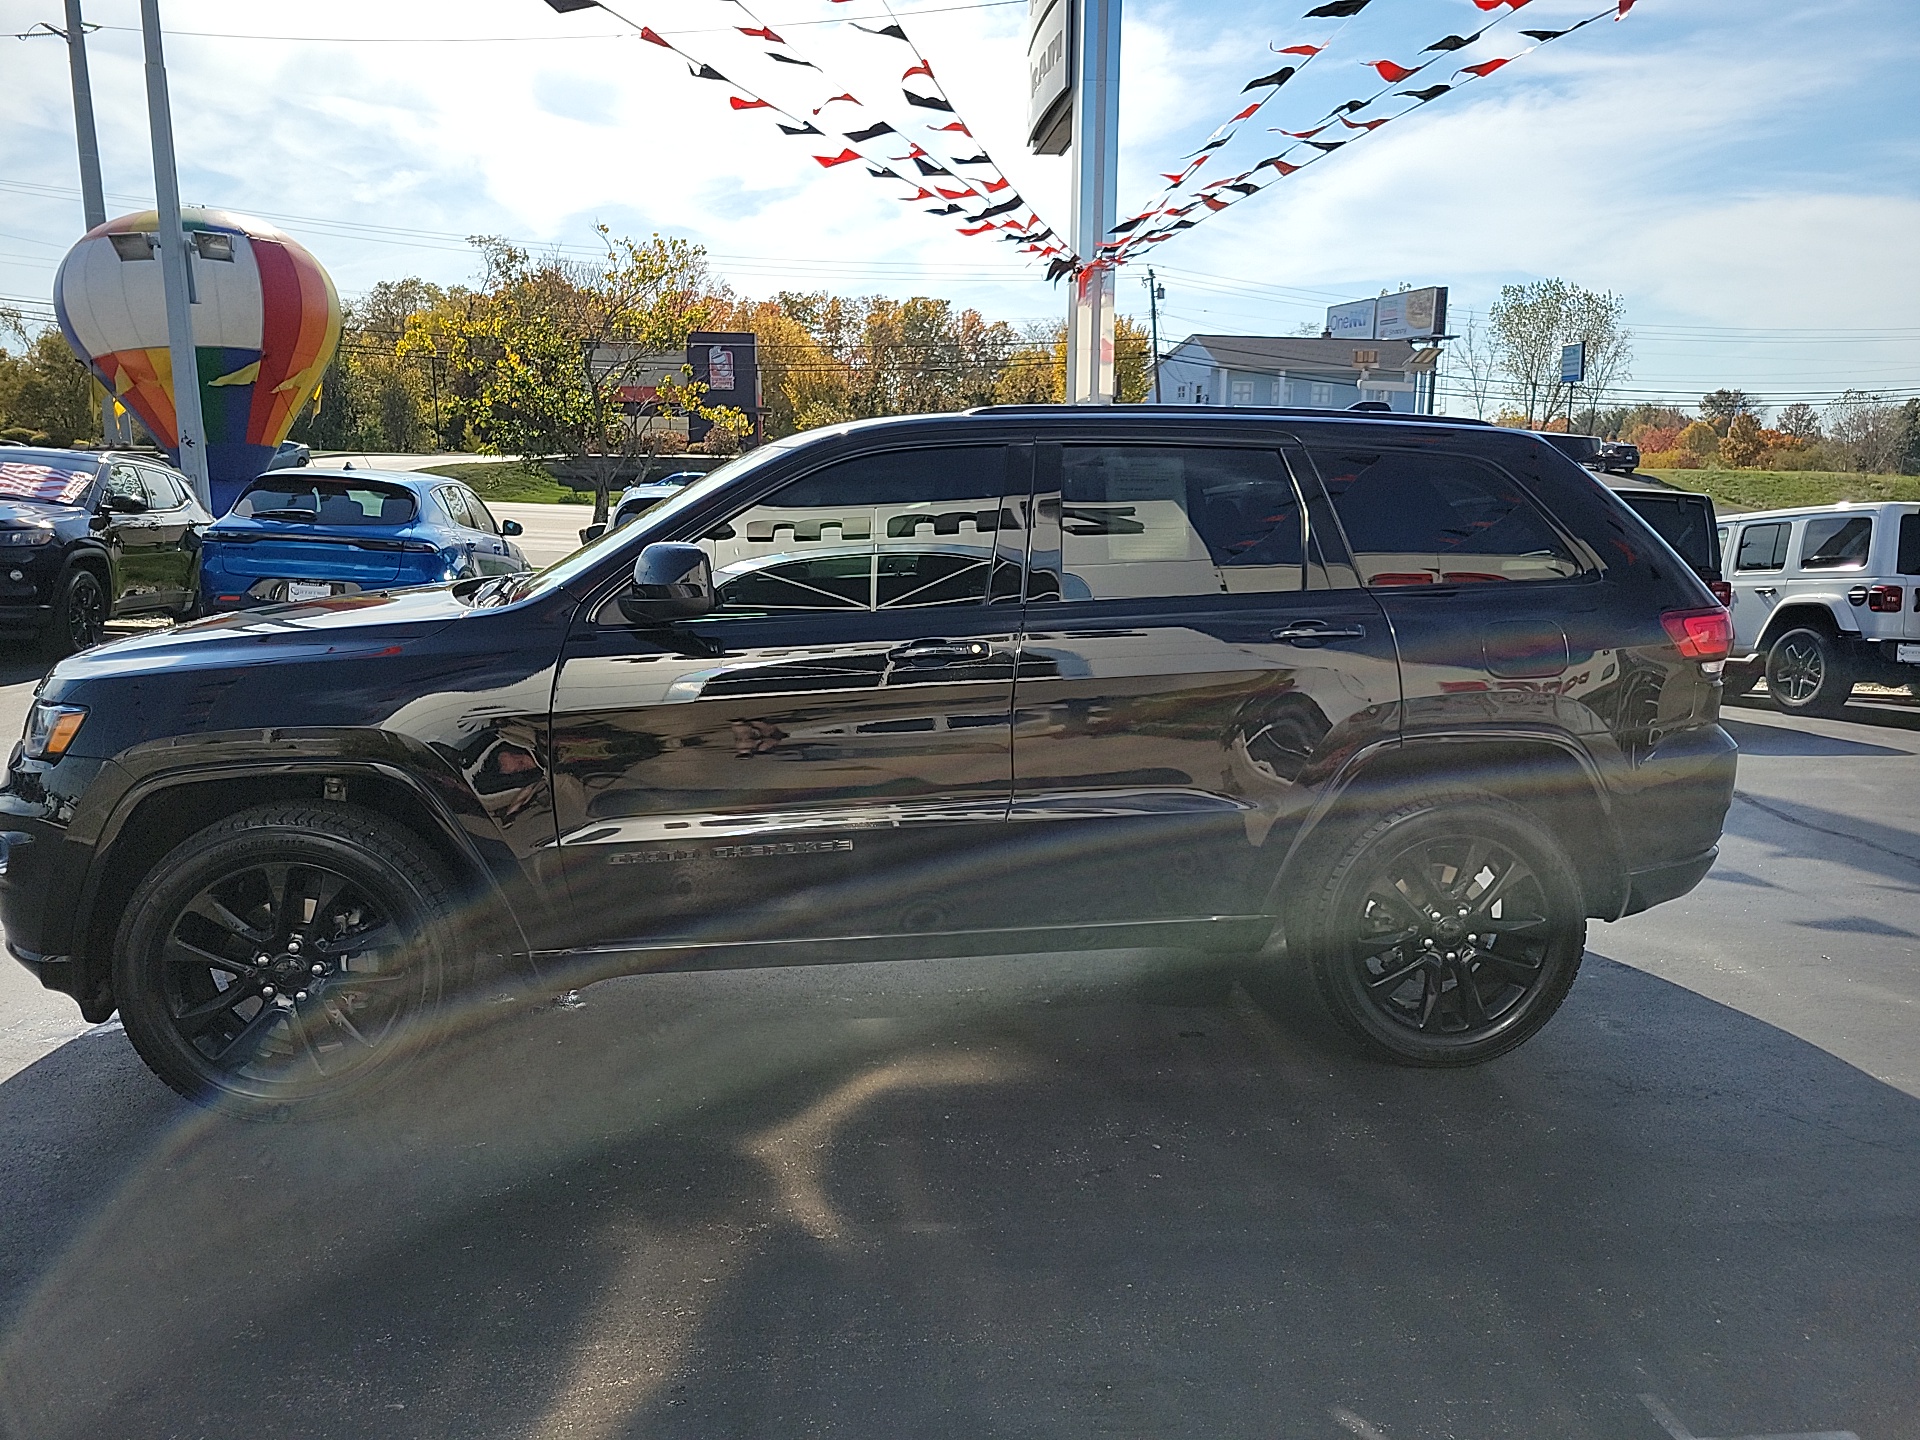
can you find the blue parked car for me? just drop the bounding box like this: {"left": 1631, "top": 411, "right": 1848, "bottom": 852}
{"left": 201, "top": 469, "right": 528, "bottom": 610}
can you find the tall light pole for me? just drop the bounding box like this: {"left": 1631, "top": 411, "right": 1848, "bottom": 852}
{"left": 31, "top": 3, "right": 126, "bottom": 441}
{"left": 1061, "top": 0, "right": 1120, "bottom": 404}
{"left": 139, "top": 0, "right": 210, "bottom": 508}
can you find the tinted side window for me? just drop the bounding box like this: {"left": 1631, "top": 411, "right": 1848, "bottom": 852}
{"left": 436, "top": 486, "right": 478, "bottom": 529}
{"left": 1800, "top": 515, "right": 1870, "bottom": 569}
{"left": 708, "top": 446, "right": 1010, "bottom": 615}
{"left": 1735, "top": 522, "right": 1790, "bottom": 571}
{"left": 137, "top": 467, "right": 185, "bottom": 511}
{"left": 1054, "top": 446, "right": 1303, "bottom": 600}
{"left": 1900, "top": 514, "right": 1920, "bottom": 576}
{"left": 106, "top": 463, "right": 145, "bottom": 507}
{"left": 1309, "top": 447, "right": 1582, "bottom": 587}
{"left": 464, "top": 490, "right": 500, "bottom": 535}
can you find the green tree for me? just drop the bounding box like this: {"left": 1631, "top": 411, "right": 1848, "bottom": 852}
{"left": 0, "top": 314, "right": 100, "bottom": 447}
{"left": 1698, "top": 388, "right": 1757, "bottom": 435}
{"left": 1775, "top": 401, "right": 1822, "bottom": 440}
{"left": 1487, "top": 280, "right": 1632, "bottom": 427}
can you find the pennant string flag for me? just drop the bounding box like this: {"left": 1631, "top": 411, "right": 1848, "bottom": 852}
{"left": 545, "top": 0, "right": 1061, "bottom": 262}
{"left": 1102, "top": 0, "right": 1634, "bottom": 271}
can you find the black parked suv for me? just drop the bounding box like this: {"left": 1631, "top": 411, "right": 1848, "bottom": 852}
{"left": 0, "top": 410, "right": 1737, "bottom": 1112}
{"left": 0, "top": 447, "right": 210, "bottom": 654}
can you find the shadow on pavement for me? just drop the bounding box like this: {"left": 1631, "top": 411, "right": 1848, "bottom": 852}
{"left": 1720, "top": 716, "right": 1908, "bottom": 758}
{"left": 1728, "top": 788, "right": 1920, "bottom": 879}
{"left": 0, "top": 954, "right": 1914, "bottom": 1440}
{"left": 1729, "top": 691, "right": 1920, "bottom": 734}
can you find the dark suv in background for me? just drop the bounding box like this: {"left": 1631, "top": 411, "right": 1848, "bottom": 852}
{"left": 0, "top": 409, "right": 1736, "bottom": 1113}
{"left": 0, "top": 447, "right": 210, "bottom": 654}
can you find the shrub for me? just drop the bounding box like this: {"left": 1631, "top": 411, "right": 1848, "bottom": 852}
{"left": 1677, "top": 421, "right": 1721, "bottom": 458}
{"left": 1641, "top": 449, "right": 1699, "bottom": 469}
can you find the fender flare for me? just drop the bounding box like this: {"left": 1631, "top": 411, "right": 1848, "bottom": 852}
{"left": 1754, "top": 597, "right": 1857, "bottom": 654}
{"left": 76, "top": 757, "right": 532, "bottom": 959}
{"left": 1266, "top": 727, "right": 1627, "bottom": 922}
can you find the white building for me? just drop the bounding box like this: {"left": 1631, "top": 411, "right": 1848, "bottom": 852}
{"left": 1152, "top": 334, "right": 1432, "bottom": 413}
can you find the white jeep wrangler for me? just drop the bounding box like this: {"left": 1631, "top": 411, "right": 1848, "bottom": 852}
{"left": 1720, "top": 501, "right": 1920, "bottom": 715}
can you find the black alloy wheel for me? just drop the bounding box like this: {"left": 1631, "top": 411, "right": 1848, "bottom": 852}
{"left": 47, "top": 568, "right": 107, "bottom": 657}
{"left": 115, "top": 804, "right": 460, "bottom": 1114}
{"left": 1766, "top": 626, "right": 1852, "bottom": 717}
{"left": 1295, "top": 793, "right": 1585, "bottom": 1067}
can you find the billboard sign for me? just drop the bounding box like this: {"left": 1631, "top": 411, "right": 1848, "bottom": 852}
{"left": 1027, "top": 0, "right": 1072, "bottom": 154}
{"left": 1375, "top": 286, "right": 1448, "bottom": 341}
{"left": 1560, "top": 342, "right": 1586, "bottom": 384}
{"left": 689, "top": 331, "right": 763, "bottom": 446}
{"left": 1325, "top": 298, "right": 1377, "bottom": 342}
{"left": 1325, "top": 287, "right": 1449, "bottom": 341}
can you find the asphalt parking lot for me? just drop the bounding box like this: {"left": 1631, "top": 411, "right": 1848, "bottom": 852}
{"left": 0, "top": 640, "right": 1915, "bottom": 1438}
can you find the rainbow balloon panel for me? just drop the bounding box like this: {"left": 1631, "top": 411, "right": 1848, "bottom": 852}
{"left": 54, "top": 208, "right": 341, "bottom": 512}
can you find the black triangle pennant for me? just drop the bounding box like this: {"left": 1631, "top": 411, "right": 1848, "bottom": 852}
{"left": 904, "top": 91, "right": 955, "bottom": 112}
{"left": 852, "top": 21, "right": 909, "bottom": 39}
{"left": 1242, "top": 66, "right": 1296, "bottom": 92}
{"left": 779, "top": 121, "right": 823, "bottom": 135}
{"left": 844, "top": 122, "right": 897, "bottom": 141}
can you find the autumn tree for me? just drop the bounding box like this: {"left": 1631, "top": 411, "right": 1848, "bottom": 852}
{"left": 405, "top": 229, "right": 742, "bottom": 522}
{"left": 1698, "top": 388, "right": 1758, "bottom": 436}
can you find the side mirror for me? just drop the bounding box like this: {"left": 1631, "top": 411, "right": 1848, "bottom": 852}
{"left": 617, "top": 542, "right": 714, "bottom": 626}
{"left": 578, "top": 523, "right": 607, "bottom": 544}
{"left": 500, "top": 518, "right": 524, "bottom": 537}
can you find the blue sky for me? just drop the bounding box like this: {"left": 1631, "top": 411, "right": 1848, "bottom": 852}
{"left": 1, "top": 0, "right": 1916, "bottom": 417}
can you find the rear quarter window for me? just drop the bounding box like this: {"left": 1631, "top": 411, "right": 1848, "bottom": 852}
{"left": 1799, "top": 515, "right": 1871, "bottom": 569}
{"left": 1309, "top": 447, "right": 1585, "bottom": 587}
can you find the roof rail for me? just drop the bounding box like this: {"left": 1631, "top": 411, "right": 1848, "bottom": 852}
{"left": 961, "top": 403, "right": 1491, "bottom": 426}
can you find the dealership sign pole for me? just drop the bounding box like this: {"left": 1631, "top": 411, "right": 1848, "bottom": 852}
{"left": 1029, "top": 0, "right": 1120, "bottom": 403}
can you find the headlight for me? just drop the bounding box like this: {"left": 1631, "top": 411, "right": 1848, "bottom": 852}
{"left": 0, "top": 528, "right": 54, "bottom": 546}
{"left": 23, "top": 702, "right": 86, "bottom": 760}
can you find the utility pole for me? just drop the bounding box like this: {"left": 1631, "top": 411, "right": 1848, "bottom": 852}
{"left": 31, "top": 3, "right": 126, "bottom": 442}
{"left": 1062, "top": 0, "right": 1119, "bottom": 404}
{"left": 1143, "top": 268, "right": 1163, "bottom": 402}
{"left": 139, "top": 0, "right": 211, "bottom": 509}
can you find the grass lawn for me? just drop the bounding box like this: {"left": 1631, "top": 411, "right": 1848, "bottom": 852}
{"left": 415, "top": 460, "right": 592, "bottom": 505}
{"left": 1644, "top": 467, "right": 1920, "bottom": 513}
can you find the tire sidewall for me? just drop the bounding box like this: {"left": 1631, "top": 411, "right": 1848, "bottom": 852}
{"left": 1301, "top": 797, "right": 1586, "bottom": 1067}
{"left": 114, "top": 819, "right": 452, "bottom": 1115}
{"left": 48, "top": 567, "right": 106, "bottom": 657}
{"left": 1766, "top": 626, "right": 1850, "bottom": 716}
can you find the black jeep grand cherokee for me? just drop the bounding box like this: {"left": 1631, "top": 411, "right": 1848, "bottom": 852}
{"left": 0, "top": 408, "right": 1736, "bottom": 1112}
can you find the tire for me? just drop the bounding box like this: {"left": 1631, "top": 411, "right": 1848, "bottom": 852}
{"left": 1765, "top": 626, "right": 1852, "bottom": 717}
{"left": 1285, "top": 792, "right": 1586, "bottom": 1068}
{"left": 114, "top": 803, "right": 462, "bottom": 1117}
{"left": 44, "top": 566, "right": 107, "bottom": 658}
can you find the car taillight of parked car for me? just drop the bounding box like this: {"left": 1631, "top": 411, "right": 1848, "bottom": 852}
{"left": 1661, "top": 607, "right": 1733, "bottom": 667}
{"left": 1868, "top": 584, "right": 1904, "bottom": 612}
{"left": 1708, "top": 579, "right": 1733, "bottom": 607}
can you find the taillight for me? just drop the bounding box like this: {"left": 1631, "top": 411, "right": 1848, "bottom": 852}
{"left": 1708, "top": 579, "right": 1732, "bottom": 607}
{"left": 1868, "top": 584, "right": 1903, "bottom": 613}
{"left": 1661, "top": 607, "right": 1733, "bottom": 661}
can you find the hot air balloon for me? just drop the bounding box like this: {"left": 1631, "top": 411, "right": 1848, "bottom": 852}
{"left": 54, "top": 207, "right": 341, "bottom": 513}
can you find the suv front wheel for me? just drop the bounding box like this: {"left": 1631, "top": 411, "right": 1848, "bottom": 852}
{"left": 1289, "top": 793, "right": 1586, "bottom": 1067}
{"left": 1765, "top": 626, "right": 1852, "bottom": 717}
{"left": 114, "top": 803, "right": 461, "bottom": 1115}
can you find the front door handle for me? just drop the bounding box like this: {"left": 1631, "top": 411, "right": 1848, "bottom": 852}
{"left": 1271, "top": 620, "right": 1367, "bottom": 647}
{"left": 888, "top": 638, "right": 992, "bottom": 664}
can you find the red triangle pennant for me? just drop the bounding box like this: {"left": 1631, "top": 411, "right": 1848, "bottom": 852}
{"left": 1369, "top": 60, "right": 1417, "bottom": 82}
{"left": 814, "top": 148, "right": 863, "bottom": 166}
{"left": 729, "top": 97, "right": 771, "bottom": 110}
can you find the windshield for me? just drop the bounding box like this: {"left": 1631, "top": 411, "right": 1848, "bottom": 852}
{"left": 0, "top": 451, "right": 97, "bottom": 505}
{"left": 486, "top": 438, "right": 805, "bottom": 603}
{"left": 234, "top": 478, "right": 418, "bottom": 526}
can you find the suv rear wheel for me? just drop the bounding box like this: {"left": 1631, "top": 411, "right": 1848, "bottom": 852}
{"left": 1287, "top": 793, "right": 1586, "bottom": 1067}
{"left": 1765, "top": 626, "right": 1852, "bottom": 717}
{"left": 114, "top": 803, "right": 460, "bottom": 1116}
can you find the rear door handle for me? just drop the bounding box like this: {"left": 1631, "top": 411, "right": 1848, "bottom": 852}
{"left": 1754, "top": 587, "right": 1777, "bottom": 597}
{"left": 888, "top": 638, "right": 993, "bottom": 664}
{"left": 1271, "top": 621, "right": 1366, "bottom": 647}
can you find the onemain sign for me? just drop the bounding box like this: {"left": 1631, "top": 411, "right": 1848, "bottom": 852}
{"left": 1324, "top": 286, "right": 1450, "bottom": 342}
{"left": 1027, "top": 0, "right": 1071, "bottom": 154}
